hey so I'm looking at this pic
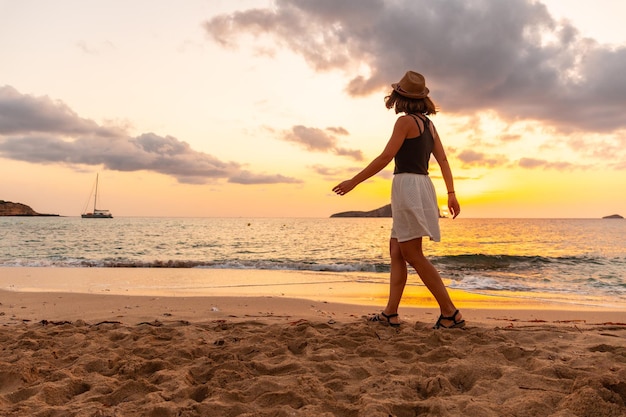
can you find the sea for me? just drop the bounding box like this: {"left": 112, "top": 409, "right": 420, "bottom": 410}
{"left": 1, "top": 217, "right": 625, "bottom": 309}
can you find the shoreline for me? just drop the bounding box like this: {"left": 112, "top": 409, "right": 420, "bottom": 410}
{"left": 2, "top": 290, "right": 625, "bottom": 328}
{"left": 1, "top": 267, "right": 624, "bottom": 327}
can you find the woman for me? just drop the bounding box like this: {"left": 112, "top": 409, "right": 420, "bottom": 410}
{"left": 332, "top": 71, "right": 464, "bottom": 329}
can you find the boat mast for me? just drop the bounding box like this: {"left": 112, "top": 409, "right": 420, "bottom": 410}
{"left": 93, "top": 174, "right": 99, "bottom": 212}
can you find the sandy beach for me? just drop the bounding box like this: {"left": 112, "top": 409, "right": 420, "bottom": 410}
{"left": 1, "top": 269, "right": 625, "bottom": 416}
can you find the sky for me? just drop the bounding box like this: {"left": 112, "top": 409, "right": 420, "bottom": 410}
{"left": 1, "top": 0, "right": 625, "bottom": 218}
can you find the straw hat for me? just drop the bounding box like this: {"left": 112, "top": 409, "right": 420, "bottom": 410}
{"left": 391, "top": 71, "right": 429, "bottom": 99}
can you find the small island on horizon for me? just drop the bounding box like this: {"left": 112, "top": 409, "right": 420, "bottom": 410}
{"left": 330, "top": 204, "right": 392, "bottom": 218}
{"left": 330, "top": 204, "right": 447, "bottom": 218}
{"left": 331, "top": 204, "right": 623, "bottom": 220}
{"left": 0, "top": 200, "right": 59, "bottom": 217}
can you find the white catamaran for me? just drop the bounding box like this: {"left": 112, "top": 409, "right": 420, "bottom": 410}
{"left": 81, "top": 174, "right": 113, "bottom": 218}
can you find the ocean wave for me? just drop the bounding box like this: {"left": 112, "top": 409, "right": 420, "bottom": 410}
{"left": 1, "top": 253, "right": 623, "bottom": 271}
{"left": 447, "top": 275, "right": 536, "bottom": 292}
{"left": 0, "top": 258, "right": 386, "bottom": 272}
{"left": 2, "top": 255, "right": 625, "bottom": 304}
{"left": 432, "top": 254, "right": 620, "bottom": 270}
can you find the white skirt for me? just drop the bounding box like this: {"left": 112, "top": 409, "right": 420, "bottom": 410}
{"left": 391, "top": 173, "right": 441, "bottom": 242}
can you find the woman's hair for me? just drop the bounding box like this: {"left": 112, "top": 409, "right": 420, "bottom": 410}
{"left": 384, "top": 90, "right": 438, "bottom": 115}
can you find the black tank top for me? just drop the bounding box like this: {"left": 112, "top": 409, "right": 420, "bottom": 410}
{"left": 393, "top": 114, "right": 434, "bottom": 175}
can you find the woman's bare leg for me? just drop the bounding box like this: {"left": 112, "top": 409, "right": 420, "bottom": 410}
{"left": 382, "top": 238, "right": 407, "bottom": 325}
{"left": 398, "top": 237, "right": 463, "bottom": 325}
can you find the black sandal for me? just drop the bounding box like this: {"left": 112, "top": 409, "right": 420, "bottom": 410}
{"left": 433, "top": 310, "right": 466, "bottom": 329}
{"left": 369, "top": 311, "right": 401, "bottom": 327}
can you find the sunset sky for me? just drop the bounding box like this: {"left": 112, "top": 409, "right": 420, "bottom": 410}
{"left": 1, "top": 0, "right": 625, "bottom": 218}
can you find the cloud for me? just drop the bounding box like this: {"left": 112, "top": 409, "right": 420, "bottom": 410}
{"left": 518, "top": 157, "right": 579, "bottom": 170}
{"left": 309, "top": 164, "right": 365, "bottom": 177}
{"left": 281, "top": 125, "right": 363, "bottom": 160}
{"left": 334, "top": 147, "right": 364, "bottom": 160}
{"left": 0, "top": 86, "right": 299, "bottom": 185}
{"left": 204, "top": 0, "right": 626, "bottom": 133}
{"left": 75, "top": 40, "right": 115, "bottom": 55}
{"left": 457, "top": 149, "right": 508, "bottom": 167}
{"left": 498, "top": 133, "right": 523, "bottom": 143}
{"left": 228, "top": 170, "right": 302, "bottom": 184}
{"left": 310, "top": 164, "right": 342, "bottom": 176}
{"left": 326, "top": 126, "right": 349, "bottom": 135}
{"left": 0, "top": 85, "right": 110, "bottom": 136}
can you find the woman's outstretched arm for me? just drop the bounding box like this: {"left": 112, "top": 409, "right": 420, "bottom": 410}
{"left": 332, "top": 116, "right": 411, "bottom": 196}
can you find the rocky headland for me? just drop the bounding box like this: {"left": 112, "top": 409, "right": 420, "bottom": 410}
{"left": 0, "top": 200, "right": 59, "bottom": 216}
